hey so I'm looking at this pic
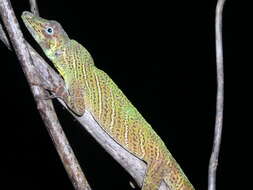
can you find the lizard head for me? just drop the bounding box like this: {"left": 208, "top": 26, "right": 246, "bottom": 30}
{"left": 21, "top": 11, "right": 69, "bottom": 60}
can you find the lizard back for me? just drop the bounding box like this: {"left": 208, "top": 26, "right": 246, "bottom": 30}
{"left": 60, "top": 40, "right": 194, "bottom": 190}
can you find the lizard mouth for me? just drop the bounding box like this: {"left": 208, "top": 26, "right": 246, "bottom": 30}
{"left": 21, "top": 11, "right": 45, "bottom": 43}
{"left": 21, "top": 12, "right": 36, "bottom": 36}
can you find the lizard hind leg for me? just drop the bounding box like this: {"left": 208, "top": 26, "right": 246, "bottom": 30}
{"left": 141, "top": 160, "right": 165, "bottom": 190}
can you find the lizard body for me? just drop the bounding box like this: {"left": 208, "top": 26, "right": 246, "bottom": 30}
{"left": 22, "top": 11, "right": 195, "bottom": 190}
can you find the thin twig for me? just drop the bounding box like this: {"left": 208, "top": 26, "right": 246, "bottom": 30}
{"left": 208, "top": 0, "right": 226, "bottom": 190}
{"left": 29, "top": 0, "right": 39, "bottom": 16}
{"left": 0, "top": 0, "right": 91, "bottom": 190}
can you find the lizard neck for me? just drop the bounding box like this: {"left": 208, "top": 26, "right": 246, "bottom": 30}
{"left": 52, "top": 40, "right": 94, "bottom": 83}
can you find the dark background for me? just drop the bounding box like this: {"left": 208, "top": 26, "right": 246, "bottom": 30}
{"left": 0, "top": 0, "right": 244, "bottom": 190}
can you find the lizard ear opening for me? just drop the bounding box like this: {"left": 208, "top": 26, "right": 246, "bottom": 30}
{"left": 54, "top": 50, "right": 63, "bottom": 57}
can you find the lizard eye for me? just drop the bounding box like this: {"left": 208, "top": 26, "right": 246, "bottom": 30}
{"left": 45, "top": 27, "right": 54, "bottom": 35}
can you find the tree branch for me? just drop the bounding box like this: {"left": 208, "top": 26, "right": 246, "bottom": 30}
{"left": 208, "top": 0, "right": 226, "bottom": 190}
{"left": 0, "top": 0, "right": 91, "bottom": 190}
{"left": 29, "top": 0, "right": 39, "bottom": 16}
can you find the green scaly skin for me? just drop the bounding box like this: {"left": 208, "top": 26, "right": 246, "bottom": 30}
{"left": 22, "top": 11, "right": 195, "bottom": 190}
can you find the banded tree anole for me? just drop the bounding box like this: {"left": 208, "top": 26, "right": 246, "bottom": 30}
{"left": 21, "top": 11, "right": 195, "bottom": 190}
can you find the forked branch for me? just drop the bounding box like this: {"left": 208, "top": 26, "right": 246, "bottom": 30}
{"left": 0, "top": 0, "right": 91, "bottom": 189}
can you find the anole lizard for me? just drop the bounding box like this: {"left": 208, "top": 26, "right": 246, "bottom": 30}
{"left": 22, "top": 11, "right": 195, "bottom": 190}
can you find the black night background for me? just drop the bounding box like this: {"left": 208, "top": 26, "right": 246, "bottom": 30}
{"left": 0, "top": 0, "right": 246, "bottom": 190}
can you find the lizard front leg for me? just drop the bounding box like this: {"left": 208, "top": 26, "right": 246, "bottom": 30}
{"left": 29, "top": 78, "right": 69, "bottom": 100}
{"left": 31, "top": 79, "right": 85, "bottom": 116}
